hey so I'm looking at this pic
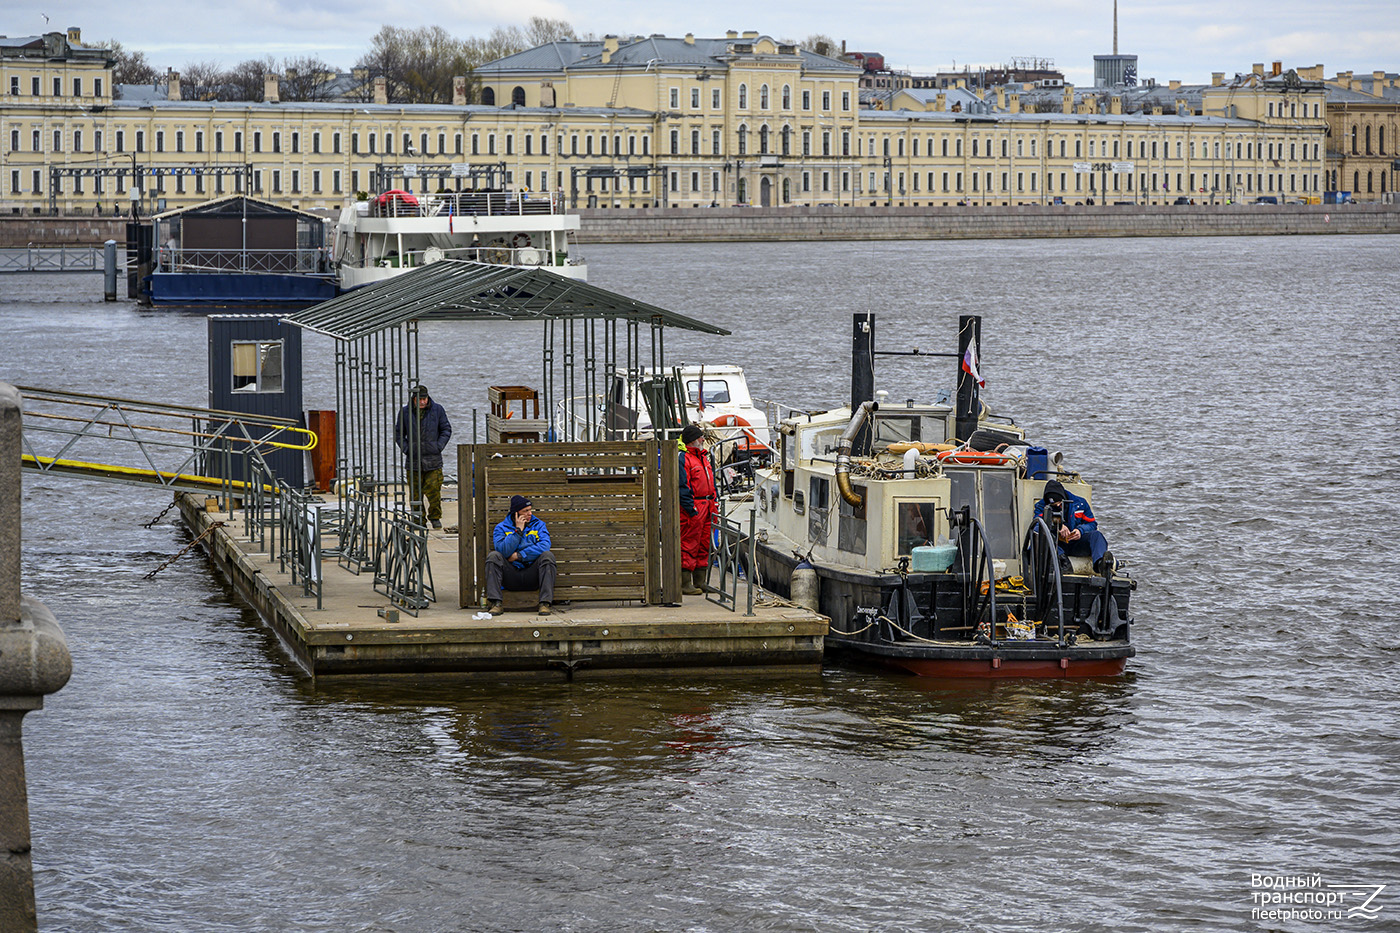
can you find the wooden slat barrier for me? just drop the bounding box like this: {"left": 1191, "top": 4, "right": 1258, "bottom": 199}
{"left": 458, "top": 439, "right": 681, "bottom": 608}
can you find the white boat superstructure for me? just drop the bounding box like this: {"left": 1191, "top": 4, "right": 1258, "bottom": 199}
{"left": 332, "top": 189, "right": 587, "bottom": 290}
{"left": 556, "top": 364, "right": 773, "bottom": 456}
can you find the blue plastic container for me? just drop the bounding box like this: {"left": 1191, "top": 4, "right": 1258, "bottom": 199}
{"left": 911, "top": 544, "right": 957, "bottom": 572}
{"left": 1024, "top": 445, "right": 1049, "bottom": 480}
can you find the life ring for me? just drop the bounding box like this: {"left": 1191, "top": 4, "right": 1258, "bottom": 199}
{"left": 512, "top": 233, "right": 532, "bottom": 249}
{"left": 936, "top": 448, "right": 1011, "bottom": 465}
{"left": 709, "top": 414, "right": 765, "bottom": 453}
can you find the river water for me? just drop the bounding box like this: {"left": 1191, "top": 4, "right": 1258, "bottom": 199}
{"left": 7, "top": 234, "right": 1400, "bottom": 932}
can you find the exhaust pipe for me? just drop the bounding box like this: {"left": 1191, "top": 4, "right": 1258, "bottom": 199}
{"left": 835, "top": 401, "right": 878, "bottom": 507}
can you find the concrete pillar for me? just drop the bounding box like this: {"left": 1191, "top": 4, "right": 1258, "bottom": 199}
{"left": 0, "top": 383, "right": 72, "bottom": 933}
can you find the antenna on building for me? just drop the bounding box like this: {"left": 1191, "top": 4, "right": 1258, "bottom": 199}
{"left": 1113, "top": 0, "right": 1119, "bottom": 55}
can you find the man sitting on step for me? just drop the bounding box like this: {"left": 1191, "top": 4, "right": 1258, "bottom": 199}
{"left": 486, "top": 495, "right": 557, "bottom": 616}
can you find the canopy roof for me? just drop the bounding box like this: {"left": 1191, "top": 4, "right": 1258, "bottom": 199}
{"left": 284, "top": 262, "right": 729, "bottom": 340}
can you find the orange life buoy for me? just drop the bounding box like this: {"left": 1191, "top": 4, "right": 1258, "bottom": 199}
{"left": 512, "top": 233, "right": 531, "bottom": 249}
{"left": 936, "top": 448, "right": 1011, "bottom": 465}
{"left": 709, "top": 413, "right": 764, "bottom": 452}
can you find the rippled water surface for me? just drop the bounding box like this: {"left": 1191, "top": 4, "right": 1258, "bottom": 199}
{"left": 7, "top": 234, "right": 1400, "bottom": 932}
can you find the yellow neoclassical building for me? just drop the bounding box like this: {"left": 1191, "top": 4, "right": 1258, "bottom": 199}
{"left": 0, "top": 27, "right": 1353, "bottom": 216}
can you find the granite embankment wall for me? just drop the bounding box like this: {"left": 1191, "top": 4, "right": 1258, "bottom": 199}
{"left": 575, "top": 203, "right": 1400, "bottom": 242}
{"left": 3, "top": 203, "right": 1398, "bottom": 247}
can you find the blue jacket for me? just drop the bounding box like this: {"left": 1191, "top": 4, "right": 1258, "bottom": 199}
{"left": 1034, "top": 489, "right": 1097, "bottom": 534}
{"left": 395, "top": 397, "right": 452, "bottom": 472}
{"left": 492, "top": 512, "right": 551, "bottom": 569}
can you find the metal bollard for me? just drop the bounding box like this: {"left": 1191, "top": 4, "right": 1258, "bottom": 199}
{"left": 0, "top": 383, "right": 73, "bottom": 933}
{"left": 103, "top": 239, "right": 118, "bottom": 301}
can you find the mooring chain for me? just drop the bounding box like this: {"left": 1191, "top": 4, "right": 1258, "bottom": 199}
{"left": 141, "top": 497, "right": 180, "bottom": 529}
{"left": 144, "top": 521, "right": 223, "bottom": 579}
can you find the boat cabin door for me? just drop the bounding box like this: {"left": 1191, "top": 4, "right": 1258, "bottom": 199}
{"left": 946, "top": 468, "right": 1021, "bottom": 567}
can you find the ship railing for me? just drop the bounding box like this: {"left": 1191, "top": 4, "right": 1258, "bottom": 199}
{"left": 372, "top": 191, "right": 567, "bottom": 219}
{"left": 1022, "top": 517, "right": 1068, "bottom": 645}
{"left": 155, "top": 247, "right": 329, "bottom": 275}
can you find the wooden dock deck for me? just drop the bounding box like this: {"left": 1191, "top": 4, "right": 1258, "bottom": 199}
{"left": 177, "top": 491, "right": 826, "bottom": 679}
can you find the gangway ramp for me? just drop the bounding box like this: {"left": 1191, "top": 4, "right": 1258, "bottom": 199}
{"left": 16, "top": 386, "right": 317, "bottom": 495}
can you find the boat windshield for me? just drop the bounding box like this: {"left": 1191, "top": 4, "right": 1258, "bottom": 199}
{"left": 871, "top": 414, "right": 948, "bottom": 450}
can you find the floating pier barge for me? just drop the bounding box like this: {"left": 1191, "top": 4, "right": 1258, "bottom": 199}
{"left": 178, "top": 490, "right": 825, "bottom": 680}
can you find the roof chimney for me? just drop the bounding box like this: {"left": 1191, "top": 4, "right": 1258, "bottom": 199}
{"left": 453, "top": 75, "right": 466, "bottom": 106}
{"left": 1169, "top": 79, "right": 1180, "bottom": 91}
{"left": 1271, "top": 61, "right": 1282, "bottom": 76}
{"left": 1374, "top": 71, "right": 1387, "bottom": 95}
{"left": 726, "top": 30, "right": 738, "bottom": 39}
{"left": 684, "top": 33, "right": 695, "bottom": 45}
{"left": 935, "top": 92, "right": 946, "bottom": 111}
{"left": 167, "top": 69, "right": 181, "bottom": 101}
{"left": 372, "top": 75, "right": 386, "bottom": 105}
{"left": 1252, "top": 63, "right": 1264, "bottom": 76}
{"left": 603, "top": 35, "right": 619, "bottom": 54}
{"left": 66, "top": 26, "right": 81, "bottom": 45}
{"left": 264, "top": 73, "right": 280, "bottom": 103}
{"left": 1110, "top": 94, "right": 1122, "bottom": 114}
{"left": 742, "top": 31, "right": 759, "bottom": 39}
{"left": 1212, "top": 72, "right": 1224, "bottom": 86}
{"left": 1062, "top": 86, "right": 1074, "bottom": 113}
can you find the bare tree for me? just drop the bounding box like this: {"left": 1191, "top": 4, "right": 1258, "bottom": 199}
{"left": 100, "top": 39, "right": 160, "bottom": 86}
{"left": 802, "top": 34, "right": 842, "bottom": 59}
{"left": 179, "top": 60, "right": 223, "bottom": 100}
{"left": 280, "top": 56, "right": 339, "bottom": 102}
{"left": 524, "top": 17, "right": 577, "bottom": 46}
{"left": 221, "top": 57, "right": 277, "bottom": 101}
{"left": 358, "top": 25, "right": 476, "bottom": 104}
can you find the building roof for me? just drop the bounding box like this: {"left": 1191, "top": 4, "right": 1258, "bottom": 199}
{"left": 152, "top": 194, "right": 328, "bottom": 222}
{"left": 478, "top": 34, "right": 860, "bottom": 76}
{"left": 285, "top": 262, "right": 729, "bottom": 341}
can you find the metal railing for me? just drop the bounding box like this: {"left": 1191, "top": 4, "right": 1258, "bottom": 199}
{"left": 371, "top": 190, "right": 567, "bottom": 219}
{"left": 155, "top": 247, "right": 329, "bottom": 275}
{"left": 0, "top": 246, "right": 114, "bottom": 273}
{"left": 376, "top": 510, "right": 435, "bottom": 616}
{"left": 706, "top": 499, "right": 756, "bottom": 615}
{"left": 378, "top": 243, "right": 571, "bottom": 272}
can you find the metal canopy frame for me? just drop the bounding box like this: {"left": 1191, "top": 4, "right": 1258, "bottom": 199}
{"left": 282, "top": 262, "right": 730, "bottom": 597}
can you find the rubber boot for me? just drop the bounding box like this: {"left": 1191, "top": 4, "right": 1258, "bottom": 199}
{"left": 681, "top": 569, "right": 702, "bottom": 596}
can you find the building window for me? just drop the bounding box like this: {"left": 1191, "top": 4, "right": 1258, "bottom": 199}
{"left": 670, "top": 87, "right": 679, "bottom": 109}
{"left": 670, "top": 129, "right": 679, "bottom": 154}
{"left": 782, "top": 85, "right": 791, "bottom": 109}
{"left": 95, "top": 78, "right": 103, "bottom": 97}
{"left": 738, "top": 84, "right": 748, "bottom": 109}
{"left": 802, "top": 90, "right": 811, "bottom": 110}
{"left": 53, "top": 129, "right": 62, "bottom": 153}
{"left": 822, "top": 91, "right": 831, "bottom": 110}
{"left": 842, "top": 91, "right": 850, "bottom": 111}
{"left": 273, "top": 132, "right": 282, "bottom": 153}
{"left": 9, "top": 76, "right": 18, "bottom": 96}
{"left": 175, "top": 131, "right": 184, "bottom": 153}
{"left": 253, "top": 131, "right": 262, "bottom": 153}
{"left": 691, "top": 129, "right": 700, "bottom": 153}
{"left": 53, "top": 77, "right": 61, "bottom": 97}
{"left": 760, "top": 84, "right": 769, "bottom": 109}
{"left": 690, "top": 87, "right": 700, "bottom": 109}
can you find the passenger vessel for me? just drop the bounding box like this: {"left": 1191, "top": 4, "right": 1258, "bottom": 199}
{"left": 332, "top": 187, "right": 586, "bottom": 291}
{"left": 736, "top": 314, "right": 1135, "bottom": 678}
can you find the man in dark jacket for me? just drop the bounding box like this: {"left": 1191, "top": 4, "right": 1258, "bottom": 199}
{"left": 395, "top": 385, "right": 452, "bottom": 529}
{"left": 486, "top": 495, "right": 556, "bottom": 615}
{"left": 1033, "top": 480, "right": 1113, "bottom": 575}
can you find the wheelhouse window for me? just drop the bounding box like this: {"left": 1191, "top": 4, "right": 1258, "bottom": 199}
{"left": 686, "top": 379, "right": 731, "bottom": 405}
{"left": 231, "top": 341, "right": 284, "bottom": 393}
{"left": 896, "top": 500, "right": 939, "bottom": 554}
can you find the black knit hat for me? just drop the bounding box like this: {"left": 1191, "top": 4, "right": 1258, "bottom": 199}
{"left": 1043, "top": 480, "right": 1067, "bottom": 502}
{"left": 509, "top": 495, "right": 531, "bottom": 514}
{"left": 682, "top": 423, "right": 704, "bottom": 445}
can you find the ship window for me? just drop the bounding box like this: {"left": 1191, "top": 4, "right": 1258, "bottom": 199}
{"left": 793, "top": 490, "right": 805, "bottom": 514}
{"left": 782, "top": 435, "right": 794, "bottom": 498}
{"left": 686, "top": 379, "right": 730, "bottom": 405}
{"left": 838, "top": 486, "right": 867, "bottom": 554}
{"left": 897, "top": 501, "right": 938, "bottom": 554}
{"left": 873, "top": 415, "right": 917, "bottom": 447}
{"left": 946, "top": 469, "right": 1019, "bottom": 561}
{"left": 231, "top": 341, "right": 284, "bottom": 393}
{"left": 808, "top": 477, "right": 830, "bottom": 544}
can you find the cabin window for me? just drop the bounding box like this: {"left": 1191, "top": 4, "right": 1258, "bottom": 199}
{"left": 782, "top": 434, "right": 795, "bottom": 498}
{"left": 792, "top": 490, "right": 805, "bottom": 515}
{"left": 838, "top": 487, "right": 867, "bottom": 554}
{"left": 872, "top": 414, "right": 947, "bottom": 450}
{"left": 808, "top": 477, "right": 830, "bottom": 544}
{"left": 896, "top": 501, "right": 939, "bottom": 555}
{"left": 947, "top": 469, "right": 1020, "bottom": 560}
{"left": 231, "top": 341, "right": 284, "bottom": 393}
{"left": 686, "top": 379, "right": 730, "bottom": 405}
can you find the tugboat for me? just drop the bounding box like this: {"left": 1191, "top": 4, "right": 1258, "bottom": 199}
{"left": 738, "top": 314, "right": 1135, "bottom": 678}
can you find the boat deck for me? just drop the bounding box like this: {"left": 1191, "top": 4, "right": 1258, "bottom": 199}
{"left": 177, "top": 492, "right": 826, "bottom": 680}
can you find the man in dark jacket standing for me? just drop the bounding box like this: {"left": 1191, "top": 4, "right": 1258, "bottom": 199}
{"left": 395, "top": 385, "right": 452, "bottom": 529}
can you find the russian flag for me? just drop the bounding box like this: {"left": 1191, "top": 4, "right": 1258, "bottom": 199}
{"left": 962, "top": 343, "right": 985, "bottom": 387}
{"left": 447, "top": 196, "right": 454, "bottom": 234}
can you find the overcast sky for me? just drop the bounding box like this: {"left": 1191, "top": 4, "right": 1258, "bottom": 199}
{"left": 25, "top": 1, "right": 1400, "bottom": 87}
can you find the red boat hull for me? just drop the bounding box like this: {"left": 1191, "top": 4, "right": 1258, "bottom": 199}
{"left": 882, "top": 654, "right": 1129, "bottom": 679}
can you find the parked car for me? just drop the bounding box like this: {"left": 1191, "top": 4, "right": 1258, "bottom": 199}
{"left": 1252, "top": 196, "right": 1279, "bottom": 205}
{"left": 1173, "top": 196, "right": 1192, "bottom": 205}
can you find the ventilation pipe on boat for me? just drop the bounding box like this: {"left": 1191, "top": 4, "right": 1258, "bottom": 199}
{"left": 954, "top": 314, "right": 982, "bottom": 443}
{"left": 835, "top": 401, "right": 878, "bottom": 508}
{"left": 851, "top": 312, "right": 875, "bottom": 453}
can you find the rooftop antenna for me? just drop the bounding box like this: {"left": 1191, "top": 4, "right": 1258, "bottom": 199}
{"left": 1113, "top": 0, "right": 1119, "bottom": 55}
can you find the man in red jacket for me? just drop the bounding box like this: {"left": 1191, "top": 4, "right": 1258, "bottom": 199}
{"left": 678, "top": 423, "right": 716, "bottom": 596}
